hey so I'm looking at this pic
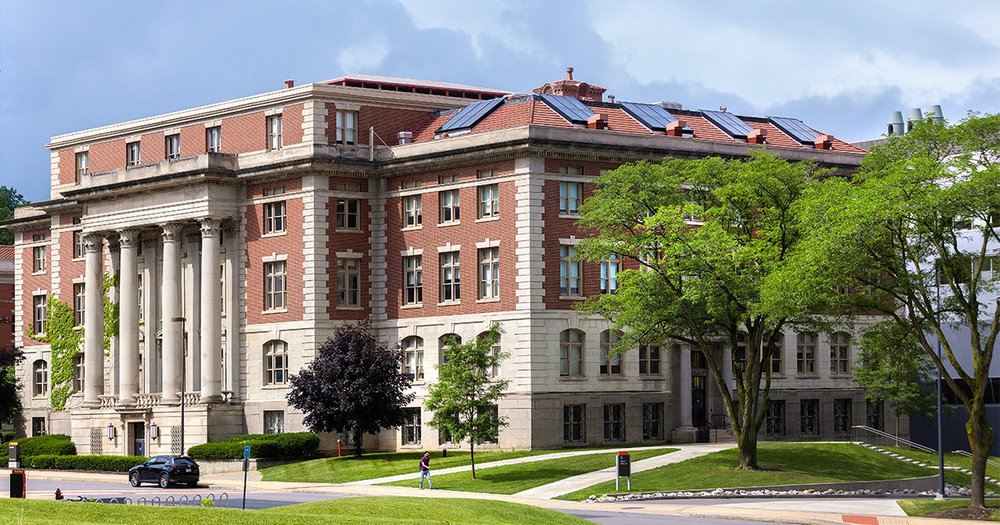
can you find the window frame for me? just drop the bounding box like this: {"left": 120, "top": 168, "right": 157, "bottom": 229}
{"left": 33, "top": 294, "right": 46, "bottom": 335}
{"left": 126, "top": 141, "right": 141, "bottom": 167}
{"left": 206, "top": 126, "right": 222, "bottom": 153}
{"left": 439, "top": 189, "right": 460, "bottom": 224}
{"left": 563, "top": 404, "right": 586, "bottom": 444}
{"left": 336, "top": 198, "right": 361, "bottom": 230}
{"left": 165, "top": 134, "right": 180, "bottom": 160}
{"left": 800, "top": 398, "right": 819, "bottom": 435}
{"left": 559, "top": 181, "right": 583, "bottom": 215}
{"left": 72, "top": 230, "right": 85, "bottom": 260}
{"left": 263, "top": 200, "right": 287, "bottom": 235}
{"left": 403, "top": 195, "right": 423, "bottom": 228}
{"left": 72, "top": 354, "right": 85, "bottom": 392}
{"left": 263, "top": 410, "right": 285, "bottom": 434}
{"left": 403, "top": 255, "right": 423, "bottom": 306}
{"left": 32, "top": 245, "right": 46, "bottom": 273}
{"left": 796, "top": 332, "right": 818, "bottom": 375}
{"left": 33, "top": 360, "right": 48, "bottom": 397}
{"left": 402, "top": 337, "right": 424, "bottom": 381}
{"left": 75, "top": 151, "right": 89, "bottom": 180}
{"left": 603, "top": 403, "right": 626, "bottom": 441}
{"left": 642, "top": 402, "right": 663, "bottom": 440}
{"left": 639, "top": 344, "right": 662, "bottom": 376}
{"left": 402, "top": 407, "right": 421, "bottom": 445}
{"left": 833, "top": 398, "right": 853, "bottom": 434}
{"left": 263, "top": 340, "right": 288, "bottom": 386}
{"left": 266, "top": 114, "right": 283, "bottom": 151}
{"left": 599, "top": 255, "right": 619, "bottom": 294}
{"left": 439, "top": 251, "right": 461, "bottom": 303}
{"left": 263, "top": 260, "right": 287, "bottom": 311}
{"left": 765, "top": 399, "right": 786, "bottom": 436}
{"left": 830, "top": 332, "right": 851, "bottom": 375}
{"left": 599, "top": 331, "right": 623, "bottom": 376}
{"left": 336, "top": 258, "right": 361, "bottom": 307}
{"left": 559, "top": 244, "right": 582, "bottom": 297}
{"left": 478, "top": 183, "right": 499, "bottom": 219}
{"left": 335, "top": 110, "right": 358, "bottom": 145}
{"left": 73, "top": 283, "right": 85, "bottom": 327}
{"left": 478, "top": 246, "right": 499, "bottom": 300}
{"left": 559, "top": 329, "right": 584, "bottom": 377}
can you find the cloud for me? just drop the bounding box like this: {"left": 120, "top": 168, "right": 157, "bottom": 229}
{"left": 338, "top": 37, "right": 391, "bottom": 74}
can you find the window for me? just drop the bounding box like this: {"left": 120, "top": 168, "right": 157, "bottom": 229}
{"left": 33, "top": 360, "right": 48, "bottom": 397}
{"left": 165, "top": 134, "right": 180, "bottom": 160}
{"left": 33, "top": 245, "right": 46, "bottom": 273}
{"left": 137, "top": 273, "right": 144, "bottom": 322}
{"left": 559, "top": 181, "right": 583, "bottom": 214}
{"left": 559, "top": 329, "right": 584, "bottom": 377}
{"left": 439, "top": 189, "right": 460, "bottom": 224}
{"left": 642, "top": 402, "right": 663, "bottom": 440}
{"left": 263, "top": 200, "right": 286, "bottom": 234}
{"left": 403, "top": 408, "right": 421, "bottom": 445}
{"left": 438, "top": 174, "right": 457, "bottom": 184}
{"left": 600, "top": 331, "right": 622, "bottom": 376}
{"left": 796, "top": 332, "right": 817, "bottom": 374}
{"left": 33, "top": 294, "right": 46, "bottom": 334}
{"left": 402, "top": 180, "right": 420, "bottom": 189}
{"left": 73, "top": 231, "right": 85, "bottom": 259}
{"left": 830, "top": 332, "right": 851, "bottom": 375}
{"left": 336, "top": 110, "right": 358, "bottom": 145}
{"left": 600, "top": 255, "right": 619, "bottom": 294}
{"left": 833, "top": 398, "right": 852, "bottom": 434}
{"left": 559, "top": 166, "right": 584, "bottom": 175}
{"left": 440, "top": 251, "right": 460, "bottom": 303}
{"left": 73, "top": 354, "right": 85, "bottom": 392}
{"left": 439, "top": 334, "right": 460, "bottom": 365}
{"left": 263, "top": 260, "right": 287, "bottom": 310}
{"left": 264, "top": 411, "right": 285, "bottom": 434}
{"left": 336, "top": 198, "right": 360, "bottom": 230}
{"left": 336, "top": 258, "right": 360, "bottom": 307}
{"left": 403, "top": 336, "right": 424, "bottom": 381}
{"left": 403, "top": 195, "right": 422, "bottom": 227}
{"left": 73, "top": 283, "right": 85, "bottom": 327}
{"left": 563, "top": 404, "right": 586, "bottom": 443}
{"left": 267, "top": 114, "right": 283, "bottom": 150}
{"left": 765, "top": 400, "right": 785, "bottom": 436}
{"left": 206, "top": 126, "right": 222, "bottom": 153}
{"left": 126, "top": 141, "right": 141, "bottom": 167}
{"left": 478, "top": 184, "right": 499, "bottom": 218}
{"left": 75, "top": 151, "right": 89, "bottom": 180}
{"left": 477, "top": 331, "right": 502, "bottom": 377}
{"left": 603, "top": 403, "right": 626, "bottom": 441}
{"left": 866, "top": 398, "right": 884, "bottom": 431}
{"left": 800, "top": 399, "right": 819, "bottom": 435}
{"left": 264, "top": 340, "right": 288, "bottom": 385}
{"left": 639, "top": 344, "right": 661, "bottom": 376}
{"left": 478, "top": 247, "right": 499, "bottom": 300}
{"left": 403, "top": 255, "right": 423, "bottom": 305}
{"left": 691, "top": 349, "right": 707, "bottom": 368}
{"left": 31, "top": 417, "right": 46, "bottom": 437}
{"left": 768, "top": 334, "right": 784, "bottom": 375}
{"left": 476, "top": 169, "right": 498, "bottom": 179}
{"left": 560, "top": 245, "right": 581, "bottom": 296}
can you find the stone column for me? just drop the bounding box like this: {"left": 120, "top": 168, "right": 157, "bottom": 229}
{"left": 117, "top": 230, "right": 140, "bottom": 406}
{"left": 199, "top": 218, "right": 223, "bottom": 403}
{"left": 679, "top": 345, "right": 693, "bottom": 427}
{"left": 82, "top": 234, "right": 105, "bottom": 408}
{"left": 160, "top": 223, "right": 183, "bottom": 405}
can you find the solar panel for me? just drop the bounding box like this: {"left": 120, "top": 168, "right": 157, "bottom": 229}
{"left": 539, "top": 94, "right": 595, "bottom": 124}
{"left": 437, "top": 97, "right": 505, "bottom": 133}
{"left": 701, "top": 110, "right": 754, "bottom": 138}
{"left": 768, "top": 116, "right": 821, "bottom": 144}
{"left": 619, "top": 102, "right": 678, "bottom": 131}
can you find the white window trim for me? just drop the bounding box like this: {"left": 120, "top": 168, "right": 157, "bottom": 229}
{"left": 475, "top": 238, "right": 500, "bottom": 249}
{"left": 437, "top": 243, "right": 461, "bottom": 253}
{"left": 264, "top": 107, "right": 284, "bottom": 117}
{"left": 335, "top": 250, "right": 363, "bottom": 259}
{"left": 262, "top": 253, "right": 288, "bottom": 263}
{"left": 400, "top": 247, "right": 423, "bottom": 257}
{"left": 333, "top": 101, "right": 361, "bottom": 112}
{"left": 203, "top": 119, "right": 223, "bottom": 128}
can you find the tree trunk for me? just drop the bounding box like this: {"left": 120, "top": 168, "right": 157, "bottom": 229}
{"left": 966, "top": 392, "right": 994, "bottom": 510}
{"left": 470, "top": 442, "right": 476, "bottom": 480}
{"left": 353, "top": 429, "right": 363, "bottom": 458}
{"left": 737, "top": 425, "right": 759, "bottom": 470}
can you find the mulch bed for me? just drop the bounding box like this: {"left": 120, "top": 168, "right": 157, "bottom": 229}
{"left": 927, "top": 506, "right": 997, "bottom": 521}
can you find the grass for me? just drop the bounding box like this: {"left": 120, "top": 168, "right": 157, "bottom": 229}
{"left": 881, "top": 445, "right": 1000, "bottom": 482}
{"left": 0, "top": 497, "right": 591, "bottom": 525}
{"left": 382, "top": 447, "right": 677, "bottom": 494}
{"left": 898, "top": 498, "right": 1000, "bottom": 520}
{"left": 557, "top": 442, "right": 939, "bottom": 501}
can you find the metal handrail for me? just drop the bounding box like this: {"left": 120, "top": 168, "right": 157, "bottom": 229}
{"left": 851, "top": 425, "right": 936, "bottom": 454}
{"left": 951, "top": 449, "right": 1000, "bottom": 470}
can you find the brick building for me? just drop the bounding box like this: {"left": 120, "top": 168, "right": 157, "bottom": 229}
{"left": 3, "top": 70, "right": 890, "bottom": 455}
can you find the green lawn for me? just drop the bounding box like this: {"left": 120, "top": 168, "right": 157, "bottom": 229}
{"left": 557, "top": 442, "right": 938, "bottom": 501}
{"left": 383, "top": 447, "right": 677, "bottom": 494}
{"left": 898, "top": 498, "right": 1000, "bottom": 520}
{"left": 881, "top": 445, "right": 1000, "bottom": 483}
{"left": 0, "top": 497, "right": 590, "bottom": 525}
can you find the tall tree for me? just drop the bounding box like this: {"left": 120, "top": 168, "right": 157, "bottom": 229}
{"left": 0, "top": 345, "right": 23, "bottom": 426}
{"left": 287, "top": 321, "right": 414, "bottom": 457}
{"left": 0, "top": 186, "right": 28, "bottom": 245}
{"left": 785, "top": 113, "right": 1000, "bottom": 508}
{"left": 425, "top": 324, "right": 509, "bottom": 479}
{"left": 577, "top": 152, "right": 831, "bottom": 469}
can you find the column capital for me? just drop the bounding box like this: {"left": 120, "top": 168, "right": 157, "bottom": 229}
{"left": 198, "top": 217, "right": 223, "bottom": 237}
{"left": 117, "top": 229, "right": 141, "bottom": 248}
{"left": 82, "top": 233, "right": 103, "bottom": 253}
{"left": 161, "top": 223, "right": 183, "bottom": 242}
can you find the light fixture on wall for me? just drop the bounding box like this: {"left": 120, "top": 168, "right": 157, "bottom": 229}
{"left": 150, "top": 423, "right": 159, "bottom": 440}
{"left": 106, "top": 423, "right": 116, "bottom": 441}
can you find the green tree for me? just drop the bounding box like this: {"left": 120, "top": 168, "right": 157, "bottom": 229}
{"left": 854, "top": 322, "right": 937, "bottom": 438}
{"left": 0, "top": 345, "right": 24, "bottom": 425}
{"left": 577, "top": 152, "right": 832, "bottom": 469}
{"left": 0, "top": 186, "right": 28, "bottom": 245}
{"left": 425, "top": 324, "right": 509, "bottom": 479}
{"left": 785, "top": 113, "right": 1000, "bottom": 508}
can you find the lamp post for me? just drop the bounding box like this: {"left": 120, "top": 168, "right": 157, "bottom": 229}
{"left": 171, "top": 316, "right": 186, "bottom": 455}
{"left": 935, "top": 268, "right": 945, "bottom": 498}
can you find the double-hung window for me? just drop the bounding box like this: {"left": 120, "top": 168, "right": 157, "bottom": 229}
{"left": 263, "top": 199, "right": 286, "bottom": 234}
{"left": 559, "top": 181, "right": 583, "bottom": 214}
{"left": 336, "top": 110, "right": 358, "bottom": 145}
{"left": 830, "top": 332, "right": 851, "bottom": 374}
{"left": 796, "top": 332, "right": 817, "bottom": 374}
{"left": 336, "top": 258, "right": 360, "bottom": 307}
{"left": 559, "top": 329, "right": 584, "bottom": 377}
{"left": 32, "top": 245, "right": 46, "bottom": 273}
{"left": 600, "top": 331, "right": 623, "bottom": 375}
{"left": 264, "top": 260, "right": 287, "bottom": 310}
{"left": 639, "top": 344, "right": 661, "bottom": 376}
{"left": 73, "top": 231, "right": 85, "bottom": 259}
{"left": 440, "top": 189, "right": 460, "bottom": 224}
{"left": 440, "top": 251, "right": 460, "bottom": 303}
{"left": 206, "top": 126, "right": 222, "bottom": 153}
{"left": 264, "top": 340, "right": 288, "bottom": 385}
{"left": 126, "top": 141, "right": 141, "bottom": 167}
{"left": 600, "top": 255, "right": 619, "bottom": 294}
{"left": 165, "top": 134, "right": 180, "bottom": 160}
{"left": 33, "top": 295, "right": 46, "bottom": 335}
{"left": 267, "top": 114, "right": 283, "bottom": 150}
{"left": 403, "top": 407, "right": 421, "bottom": 445}
{"left": 403, "top": 195, "right": 422, "bottom": 227}
{"left": 478, "top": 184, "right": 499, "bottom": 218}
{"left": 403, "top": 337, "right": 424, "bottom": 381}
{"left": 479, "top": 247, "right": 499, "bottom": 300}
{"left": 403, "top": 255, "right": 423, "bottom": 305}
{"left": 560, "top": 245, "right": 581, "bottom": 297}
{"left": 264, "top": 411, "right": 285, "bottom": 434}
{"left": 73, "top": 283, "right": 85, "bottom": 327}
{"left": 33, "top": 360, "right": 48, "bottom": 397}
{"left": 336, "top": 198, "right": 360, "bottom": 230}
{"left": 75, "top": 151, "right": 89, "bottom": 181}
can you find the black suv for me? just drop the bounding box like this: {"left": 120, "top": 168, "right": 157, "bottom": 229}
{"left": 129, "top": 456, "right": 200, "bottom": 488}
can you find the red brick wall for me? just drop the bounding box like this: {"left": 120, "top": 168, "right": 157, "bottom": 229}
{"left": 222, "top": 111, "right": 267, "bottom": 153}
{"left": 88, "top": 139, "right": 126, "bottom": 173}
{"left": 245, "top": 178, "right": 304, "bottom": 324}
{"left": 357, "top": 106, "right": 435, "bottom": 147}
{"left": 327, "top": 176, "right": 371, "bottom": 321}
{"left": 179, "top": 123, "right": 206, "bottom": 157}
{"left": 283, "top": 104, "right": 304, "bottom": 146}
{"left": 57, "top": 149, "right": 76, "bottom": 185}
{"left": 58, "top": 226, "right": 85, "bottom": 317}
{"left": 0, "top": 282, "right": 12, "bottom": 351}
{"left": 20, "top": 233, "right": 51, "bottom": 347}
{"left": 140, "top": 131, "right": 165, "bottom": 164}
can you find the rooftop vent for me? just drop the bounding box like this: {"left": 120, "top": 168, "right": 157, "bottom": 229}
{"left": 887, "top": 111, "right": 905, "bottom": 136}
{"left": 906, "top": 108, "right": 923, "bottom": 132}
{"left": 284, "top": 79, "right": 295, "bottom": 89}
{"left": 397, "top": 131, "right": 413, "bottom": 145}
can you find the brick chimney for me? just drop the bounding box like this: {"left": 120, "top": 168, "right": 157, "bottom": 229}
{"left": 587, "top": 113, "right": 608, "bottom": 130}
{"left": 747, "top": 128, "right": 767, "bottom": 144}
{"left": 666, "top": 120, "right": 687, "bottom": 137}
{"left": 814, "top": 134, "right": 833, "bottom": 150}
{"left": 532, "top": 67, "right": 607, "bottom": 102}
{"left": 284, "top": 79, "right": 295, "bottom": 89}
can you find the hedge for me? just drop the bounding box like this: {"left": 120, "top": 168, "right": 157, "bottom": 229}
{"left": 187, "top": 432, "right": 319, "bottom": 460}
{"left": 0, "top": 434, "right": 76, "bottom": 461}
{"left": 16, "top": 454, "right": 147, "bottom": 472}
{"left": 0, "top": 431, "right": 13, "bottom": 444}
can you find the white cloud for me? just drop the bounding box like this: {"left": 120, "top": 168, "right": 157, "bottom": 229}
{"left": 337, "top": 37, "right": 391, "bottom": 74}
{"left": 396, "top": 0, "right": 543, "bottom": 58}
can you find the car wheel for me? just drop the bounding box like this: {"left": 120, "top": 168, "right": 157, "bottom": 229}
{"left": 129, "top": 472, "right": 141, "bottom": 487}
{"left": 158, "top": 473, "right": 170, "bottom": 489}
{"left": 187, "top": 481, "right": 198, "bottom": 488}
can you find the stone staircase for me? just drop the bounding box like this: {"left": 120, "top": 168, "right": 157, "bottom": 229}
{"left": 858, "top": 442, "right": 1000, "bottom": 486}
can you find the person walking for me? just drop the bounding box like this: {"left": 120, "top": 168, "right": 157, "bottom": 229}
{"left": 419, "top": 451, "right": 433, "bottom": 489}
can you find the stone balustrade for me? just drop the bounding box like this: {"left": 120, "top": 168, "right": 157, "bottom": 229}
{"left": 134, "top": 393, "right": 162, "bottom": 409}
{"left": 98, "top": 395, "right": 119, "bottom": 409}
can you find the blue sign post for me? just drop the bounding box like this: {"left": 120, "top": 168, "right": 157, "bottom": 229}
{"left": 242, "top": 445, "right": 250, "bottom": 510}
{"left": 244, "top": 445, "right": 251, "bottom": 459}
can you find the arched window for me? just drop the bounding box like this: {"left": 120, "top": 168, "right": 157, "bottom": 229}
{"left": 264, "top": 340, "right": 288, "bottom": 385}
{"left": 403, "top": 336, "right": 424, "bottom": 381}
{"left": 830, "top": 332, "right": 851, "bottom": 375}
{"left": 438, "top": 334, "right": 460, "bottom": 365}
{"left": 796, "top": 332, "right": 818, "bottom": 374}
{"left": 73, "top": 354, "right": 85, "bottom": 392}
{"left": 599, "top": 330, "right": 622, "bottom": 376}
{"left": 559, "top": 329, "right": 584, "bottom": 377}
{"left": 33, "top": 360, "right": 48, "bottom": 397}
{"left": 477, "top": 331, "right": 502, "bottom": 377}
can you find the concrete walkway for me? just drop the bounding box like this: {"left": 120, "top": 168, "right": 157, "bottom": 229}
{"left": 514, "top": 442, "right": 732, "bottom": 499}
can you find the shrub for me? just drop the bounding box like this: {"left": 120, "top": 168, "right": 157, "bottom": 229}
{"left": 18, "top": 454, "right": 146, "bottom": 472}
{"left": 0, "top": 434, "right": 76, "bottom": 462}
{"left": 0, "top": 431, "right": 13, "bottom": 444}
{"left": 188, "top": 432, "right": 319, "bottom": 460}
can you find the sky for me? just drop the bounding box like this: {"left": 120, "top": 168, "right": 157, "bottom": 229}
{"left": 2, "top": 0, "right": 1000, "bottom": 202}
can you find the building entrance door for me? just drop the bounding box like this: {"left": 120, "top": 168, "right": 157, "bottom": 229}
{"left": 131, "top": 422, "right": 145, "bottom": 456}
{"left": 691, "top": 375, "right": 707, "bottom": 427}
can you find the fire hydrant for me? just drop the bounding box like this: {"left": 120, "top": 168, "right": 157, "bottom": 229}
{"left": 337, "top": 439, "right": 342, "bottom": 457}
{"left": 55, "top": 488, "right": 64, "bottom": 500}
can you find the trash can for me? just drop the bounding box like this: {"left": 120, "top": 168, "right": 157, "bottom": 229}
{"left": 7, "top": 442, "right": 19, "bottom": 469}
{"left": 10, "top": 469, "right": 26, "bottom": 499}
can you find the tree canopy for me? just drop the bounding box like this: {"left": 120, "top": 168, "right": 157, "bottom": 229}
{"left": 287, "top": 322, "right": 414, "bottom": 457}
{"left": 0, "top": 346, "right": 23, "bottom": 426}
{"left": 0, "top": 186, "right": 28, "bottom": 245}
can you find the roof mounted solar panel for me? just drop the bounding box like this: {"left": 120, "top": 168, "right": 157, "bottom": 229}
{"left": 701, "top": 109, "right": 754, "bottom": 138}
{"left": 437, "top": 97, "right": 505, "bottom": 133}
{"left": 620, "top": 102, "right": 678, "bottom": 131}
{"left": 768, "top": 116, "right": 821, "bottom": 144}
{"left": 539, "top": 94, "right": 595, "bottom": 124}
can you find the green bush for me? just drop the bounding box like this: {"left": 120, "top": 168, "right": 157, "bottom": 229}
{"left": 188, "top": 432, "right": 319, "bottom": 460}
{"left": 0, "top": 434, "right": 75, "bottom": 462}
{"left": 0, "top": 431, "right": 13, "bottom": 444}
{"left": 19, "top": 454, "right": 146, "bottom": 472}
